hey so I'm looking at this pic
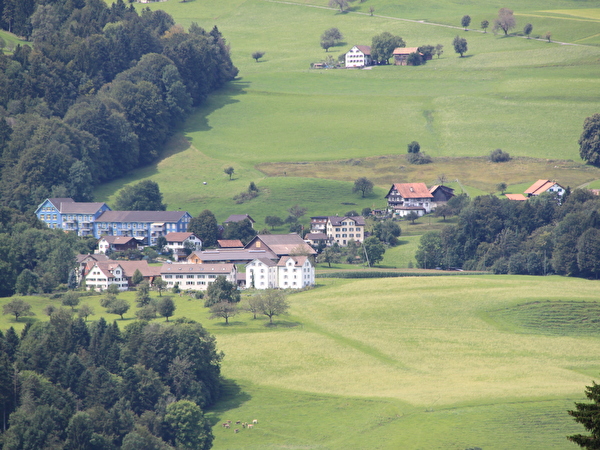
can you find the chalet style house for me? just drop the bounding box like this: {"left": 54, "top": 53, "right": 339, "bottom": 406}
{"left": 164, "top": 232, "right": 202, "bottom": 261}
{"left": 385, "top": 183, "right": 434, "bottom": 216}
{"left": 97, "top": 236, "right": 140, "bottom": 254}
{"left": 524, "top": 180, "right": 565, "bottom": 197}
{"left": 35, "top": 198, "right": 191, "bottom": 245}
{"left": 345, "top": 45, "right": 372, "bottom": 68}
{"left": 429, "top": 185, "right": 455, "bottom": 207}
{"left": 82, "top": 259, "right": 161, "bottom": 291}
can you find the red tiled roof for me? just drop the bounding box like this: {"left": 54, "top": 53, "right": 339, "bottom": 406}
{"left": 524, "top": 180, "right": 562, "bottom": 196}
{"left": 393, "top": 47, "right": 420, "bottom": 55}
{"left": 505, "top": 194, "right": 527, "bottom": 201}
{"left": 165, "top": 232, "right": 196, "bottom": 242}
{"left": 355, "top": 45, "right": 371, "bottom": 55}
{"left": 388, "top": 183, "right": 433, "bottom": 199}
{"left": 218, "top": 239, "right": 244, "bottom": 248}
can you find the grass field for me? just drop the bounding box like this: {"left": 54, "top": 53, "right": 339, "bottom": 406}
{"left": 93, "top": 0, "right": 600, "bottom": 228}
{"left": 3, "top": 275, "right": 600, "bottom": 448}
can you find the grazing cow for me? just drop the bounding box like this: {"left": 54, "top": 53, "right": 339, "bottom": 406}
{"left": 224, "top": 423, "right": 230, "bottom": 429}
{"left": 252, "top": 419, "right": 258, "bottom": 424}
{"left": 234, "top": 429, "right": 239, "bottom": 433}
{"left": 248, "top": 424, "right": 254, "bottom": 429}
{"left": 227, "top": 420, "right": 232, "bottom": 424}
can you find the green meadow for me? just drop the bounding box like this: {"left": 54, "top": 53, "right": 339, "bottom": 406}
{"left": 95, "top": 0, "right": 600, "bottom": 230}
{"left": 3, "top": 275, "right": 600, "bottom": 448}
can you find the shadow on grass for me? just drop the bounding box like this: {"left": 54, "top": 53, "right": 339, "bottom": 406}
{"left": 213, "top": 320, "right": 247, "bottom": 327}
{"left": 265, "top": 320, "right": 302, "bottom": 328}
{"left": 206, "top": 378, "right": 252, "bottom": 426}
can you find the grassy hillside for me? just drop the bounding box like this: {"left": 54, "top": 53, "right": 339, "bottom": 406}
{"left": 3, "top": 275, "right": 600, "bottom": 448}
{"left": 95, "top": 0, "right": 600, "bottom": 227}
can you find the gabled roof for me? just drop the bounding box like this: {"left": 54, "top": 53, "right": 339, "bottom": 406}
{"left": 328, "top": 216, "right": 365, "bottom": 226}
{"left": 224, "top": 214, "right": 255, "bottom": 224}
{"left": 116, "top": 260, "right": 161, "bottom": 278}
{"left": 246, "top": 234, "right": 317, "bottom": 256}
{"left": 386, "top": 183, "right": 433, "bottom": 199}
{"left": 99, "top": 236, "right": 139, "bottom": 245}
{"left": 76, "top": 253, "right": 109, "bottom": 264}
{"left": 165, "top": 232, "right": 198, "bottom": 242}
{"left": 354, "top": 45, "right": 371, "bottom": 55}
{"left": 505, "top": 194, "right": 528, "bottom": 201}
{"left": 429, "top": 185, "right": 455, "bottom": 194}
{"left": 60, "top": 202, "right": 109, "bottom": 214}
{"left": 189, "top": 248, "right": 277, "bottom": 262}
{"left": 524, "top": 180, "right": 563, "bottom": 196}
{"left": 89, "top": 261, "right": 124, "bottom": 278}
{"left": 47, "top": 198, "right": 75, "bottom": 208}
{"left": 304, "top": 232, "right": 329, "bottom": 240}
{"left": 277, "top": 255, "right": 311, "bottom": 267}
{"left": 247, "top": 258, "right": 277, "bottom": 267}
{"left": 160, "top": 263, "right": 235, "bottom": 275}
{"left": 96, "top": 210, "right": 189, "bottom": 223}
{"left": 393, "top": 47, "right": 420, "bottom": 55}
{"left": 217, "top": 239, "right": 244, "bottom": 248}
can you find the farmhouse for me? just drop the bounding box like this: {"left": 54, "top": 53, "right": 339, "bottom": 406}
{"left": 84, "top": 261, "right": 128, "bottom": 292}
{"left": 160, "top": 263, "right": 237, "bottom": 290}
{"left": 96, "top": 236, "right": 140, "bottom": 254}
{"left": 345, "top": 45, "right": 372, "bottom": 68}
{"left": 505, "top": 194, "right": 527, "bottom": 201}
{"left": 164, "top": 232, "right": 202, "bottom": 261}
{"left": 224, "top": 214, "right": 255, "bottom": 228}
{"left": 385, "top": 183, "right": 433, "bottom": 216}
{"left": 392, "top": 47, "right": 421, "bottom": 65}
{"left": 245, "top": 234, "right": 317, "bottom": 257}
{"left": 524, "top": 180, "right": 565, "bottom": 197}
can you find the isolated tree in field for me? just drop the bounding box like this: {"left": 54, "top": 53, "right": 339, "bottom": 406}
{"left": 545, "top": 31, "right": 552, "bottom": 42}
{"left": 353, "top": 177, "right": 374, "bottom": 198}
{"left": 265, "top": 215, "right": 284, "bottom": 230}
{"left": 252, "top": 51, "right": 265, "bottom": 62}
{"left": 453, "top": 35, "right": 468, "bottom": 57}
{"left": 407, "top": 141, "right": 420, "bottom": 153}
{"left": 209, "top": 301, "right": 238, "bottom": 324}
{"left": 114, "top": 180, "right": 167, "bottom": 211}
{"left": 62, "top": 291, "right": 80, "bottom": 310}
{"left": 434, "top": 204, "right": 453, "bottom": 221}
{"left": 371, "top": 32, "right": 405, "bottom": 64}
{"left": 106, "top": 298, "right": 130, "bottom": 319}
{"left": 154, "top": 277, "right": 167, "bottom": 296}
{"left": 136, "top": 281, "right": 151, "bottom": 306}
{"left": 434, "top": 44, "right": 444, "bottom": 58}
{"left": 493, "top": 8, "right": 516, "bottom": 35}
{"left": 157, "top": 296, "right": 176, "bottom": 321}
{"left": 523, "top": 23, "right": 533, "bottom": 38}
{"left": 406, "top": 211, "right": 420, "bottom": 224}
{"left": 461, "top": 15, "right": 471, "bottom": 30}
{"left": 78, "top": 304, "right": 94, "bottom": 321}
{"left": 224, "top": 167, "right": 234, "bottom": 180}
{"left": 256, "top": 290, "right": 289, "bottom": 324}
{"left": 568, "top": 381, "right": 600, "bottom": 448}
{"left": 369, "top": 6, "right": 374, "bottom": 16}
{"left": 321, "top": 38, "right": 335, "bottom": 52}
{"left": 3, "top": 299, "right": 34, "bottom": 321}
{"left": 106, "top": 283, "right": 120, "bottom": 295}
{"left": 363, "top": 236, "right": 385, "bottom": 267}
{"left": 481, "top": 20, "right": 489, "bottom": 33}
{"left": 136, "top": 304, "right": 157, "bottom": 321}
{"left": 496, "top": 182, "right": 508, "bottom": 194}
{"left": 287, "top": 204, "right": 307, "bottom": 223}
{"left": 489, "top": 148, "right": 511, "bottom": 162}
{"left": 321, "top": 246, "right": 341, "bottom": 267}
{"left": 321, "top": 28, "right": 343, "bottom": 51}
{"left": 579, "top": 114, "right": 600, "bottom": 166}
{"left": 328, "top": 0, "right": 348, "bottom": 12}
{"left": 205, "top": 276, "right": 240, "bottom": 307}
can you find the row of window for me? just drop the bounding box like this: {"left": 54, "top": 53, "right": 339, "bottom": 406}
{"left": 334, "top": 227, "right": 360, "bottom": 232}
{"left": 335, "top": 234, "right": 358, "bottom": 238}
{"left": 163, "top": 274, "right": 218, "bottom": 279}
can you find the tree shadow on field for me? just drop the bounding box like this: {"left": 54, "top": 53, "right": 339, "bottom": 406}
{"left": 265, "top": 319, "right": 302, "bottom": 328}
{"left": 206, "top": 378, "right": 252, "bottom": 426}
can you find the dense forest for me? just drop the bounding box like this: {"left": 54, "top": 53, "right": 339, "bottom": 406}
{"left": 0, "top": 0, "right": 237, "bottom": 213}
{"left": 0, "top": 314, "right": 220, "bottom": 449}
{"left": 416, "top": 189, "right": 600, "bottom": 278}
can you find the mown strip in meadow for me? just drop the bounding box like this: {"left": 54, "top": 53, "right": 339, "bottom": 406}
{"left": 317, "top": 270, "right": 488, "bottom": 278}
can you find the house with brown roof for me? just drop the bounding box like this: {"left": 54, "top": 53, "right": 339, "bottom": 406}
{"left": 385, "top": 183, "right": 434, "bottom": 216}
{"left": 97, "top": 236, "right": 140, "bottom": 254}
{"left": 429, "top": 185, "right": 455, "bottom": 207}
{"left": 505, "top": 194, "right": 528, "bottom": 201}
{"left": 84, "top": 261, "right": 128, "bottom": 292}
{"left": 393, "top": 47, "right": 421, "bottom": 65}
{"left": 224, "top": 214, "right": 255, "bottom": 228}
{"left": 524, "top": 180, "right": 565, "bottom": 198}
{"left": 164, "top": 232, "right": 202, "bottom": 261}
{"left": 325, "top": 216, "right": 365, "bottom": 246}
{"left": 245, "top": 234, "right": 317, "bottom": 257}
{"left": 76, "top": 253, "right": 110, "bottom": 283}
{"left": 217, "top": 239, "right": 244, "bottom": 248}
{"left": 160, "top": 263, "right": 237, "bottom": 291}
{"left": 188, "top": 248, "right": 277, "bottom": 264}
{"left": 345, "top": 45, "right": 372, "bottom": 68}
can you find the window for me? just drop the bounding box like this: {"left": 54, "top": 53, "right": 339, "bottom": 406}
{"left": 175, "top": 275, "right": 183, "bottom": 279}
{"left": 187, "top": 275, "right": 194, "bottom": 279}
{"left": 164, "top": 275, "right": 172, "bottom": 279}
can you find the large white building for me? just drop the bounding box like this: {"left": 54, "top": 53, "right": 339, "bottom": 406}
{"left": 345, "top": 45, "right": 372, "bottom": 68}
{"left": 160, "top": 263, "right": 237, "bottom": 290}
{"left": 246, "top": 255, "right": 315, "bottom": 290}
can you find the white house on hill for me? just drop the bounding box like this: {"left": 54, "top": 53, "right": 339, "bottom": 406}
{"left": 246, "top": 255, "right": 315, "bottom": 290}
{"left": 345, "top": 45, "right": 372, "bottom": 68}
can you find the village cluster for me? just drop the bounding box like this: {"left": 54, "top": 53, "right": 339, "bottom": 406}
{"left": 36, "top": 179, "right": 565, "bottom": 293}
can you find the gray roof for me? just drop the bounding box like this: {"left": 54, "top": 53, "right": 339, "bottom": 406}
{"left": 328, "top": 216, "right": 365, "bottom": 226}
{"left": 248, "top": 234, "right": 317, "bottom": 256}
{"left": 61, "top": 202, "right": 109, "bottom": 214}
{"left": 191, "top": 248, "right": 277, "bottom": 262}
{"left": 224, "top": 214, "right": 255, "bottom": 223}
{"left": 96, "top": 210, "right": 189, "bottom": 223}
{"left": 48, "top": 198, "right": 74, "bottom": 208}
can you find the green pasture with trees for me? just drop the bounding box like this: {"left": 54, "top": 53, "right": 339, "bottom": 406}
{"left": 2, "top": 275, "right": 600, "bottom": 448}
{"left": 93, "top": 0, "right": 600, "bottom": 230}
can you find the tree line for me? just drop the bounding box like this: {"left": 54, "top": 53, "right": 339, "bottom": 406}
{"left": 416, "top": 189, "right": 600, "bottom": 278}
{"left": 0, "top": 313, "right": 220, "bottom": 449}
{"left": 0, "top": 0, "right": 237, "bottom": 213}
